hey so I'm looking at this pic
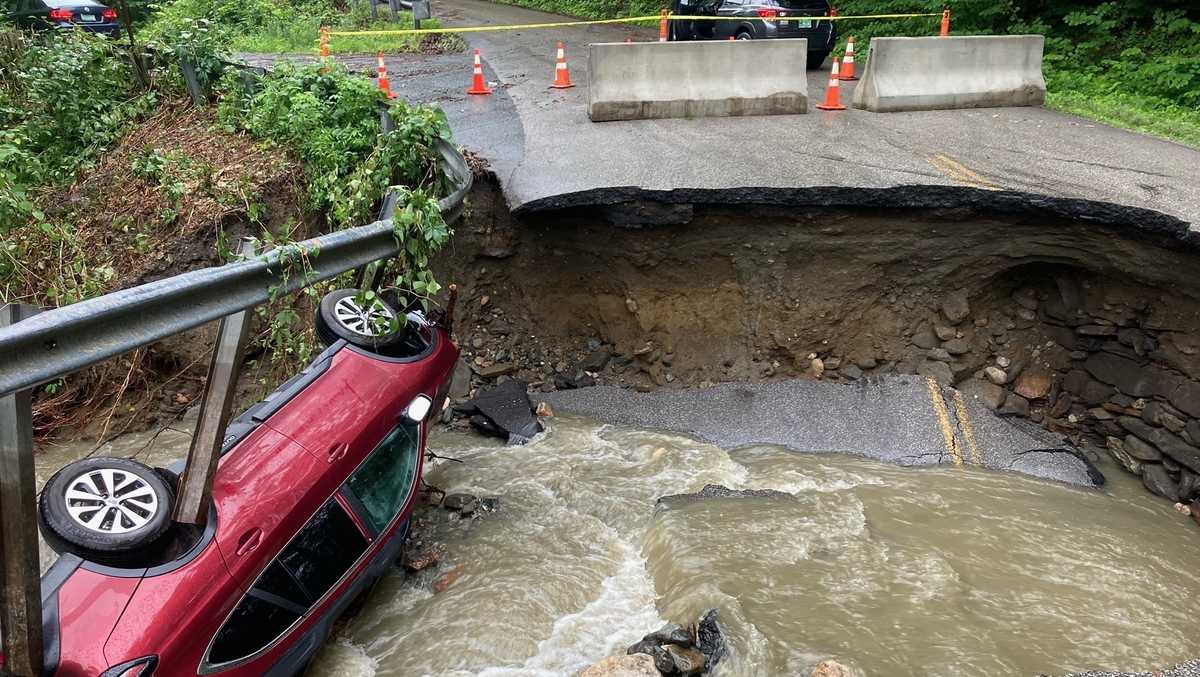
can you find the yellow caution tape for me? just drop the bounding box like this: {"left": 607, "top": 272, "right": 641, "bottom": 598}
{"left": 328, "top": 11, "right": 940, "bottom": 36}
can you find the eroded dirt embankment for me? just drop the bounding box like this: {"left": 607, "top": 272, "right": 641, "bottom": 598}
{"left": 436, "top": 178, "right": 1200, "bottom": 507}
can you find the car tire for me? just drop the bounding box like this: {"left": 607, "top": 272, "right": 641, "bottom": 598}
{"left": 808, "top": 50, "right": 829, "bottom": 69}
{"left": 315, "top": 289, "right": 408, "bottom": 351}
{"left": 38, "top": 457, "right": 175, "bottom": 565}
{"left": 736, "top": 30, "right": 752, "bottom": 40}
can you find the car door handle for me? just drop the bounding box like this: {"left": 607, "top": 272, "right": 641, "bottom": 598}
{"left": 326, "top": 443, "right": 349, "bottom": 464}
{"left": 235, "top": 528, "right": 263, "bottom": 556}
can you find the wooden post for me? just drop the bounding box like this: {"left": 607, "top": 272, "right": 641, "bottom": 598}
{"left": 0, "top": 304, "right": 44, "bottom": 677}
{"left": 172, "top": 239, "right": 256, "bottom": 525}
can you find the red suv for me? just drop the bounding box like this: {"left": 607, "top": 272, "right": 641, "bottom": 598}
{"left": 35, "top": 289, "right": 458, "bottom": 677}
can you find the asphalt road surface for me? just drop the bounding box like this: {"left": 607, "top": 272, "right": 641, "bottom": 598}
{"left": 238, "top": 0, "right": 1200, "bottom": 232}
{"left": 540, "top": 376, "right": 1105, "bottom": 488}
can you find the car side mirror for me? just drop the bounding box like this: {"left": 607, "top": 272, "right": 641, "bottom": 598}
{"left": 404, "top": 395, "right": 433, "bottom": 423}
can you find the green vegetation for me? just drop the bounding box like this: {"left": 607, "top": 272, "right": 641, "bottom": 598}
{"left": 144, "top": 0, "right": 460, "bottom": 55}
{"left": 488, "top": 0, "right": 1200, "bottom": 147}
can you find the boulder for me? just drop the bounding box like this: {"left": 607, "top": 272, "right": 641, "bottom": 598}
{"left": 579, "top": 347, "right": 613, "bottom": 373}
{"left": 443, "top": 493, "right": 480, "bottom": 515}
{"left": 1084, "top": 353, "right": 1156, "bottom": 397}
{"left": 1119, "top": 417, "right": 1200, "bottom": 473}
{"left": 1142, "top": 464, "right": 1181, "bottom": 502}
{"left": 984, "top": 366, "right": 1007, "bottom": 386}
{"left": 912, "top": 326, "right": 939, "bottom": 350}
{"left": 1105, "top": 437, "right": 1142, "bottom": 475}
{"left": 959, "top": 379, "right": 1007, "bottom": 411}
{"left": 1143, "top": 401, "right": 1186, "bottom": 432}
{"left": 942, "top": 338, "right": 970, "bottom": 355}
{"left": 1180, "top": 469, "right": 1200, "bottom": 502}
{"left": 1167, "top": 379, "right": 1200, "bottom": 419}
{"left": 580, "top": 654, "right": 660, "bottom": 677}
{"left": 468, "top": 380, "right": 543, "bottom": 443}
{"left": 813, "top": 660, "right": 859, "bottom": 677}
{"left": 999, "top": 393, "right": 1031, "bottom": 418}
{"left": 1013, "top": 368, "right": 1053, "bottom": 400}
{"left": 664, "top": 645, "right": 707, "bottom": 674}
{"left": 1186, "top": 419, "right": 1200, "bottom": 446}
{"left": 1122, "top": 434, "right": 1163, "bottom": 462}
{"left": 696, "top": 608, "right": 727, "bottom": 670}
{"left": 941, "top": 289, "right": 971, "bottom": 325}
{"left": 917, "top": 360, "right": 954, "bottom": 386}
{"left": 643, "top": 622, "right": 691, "bottom": 647}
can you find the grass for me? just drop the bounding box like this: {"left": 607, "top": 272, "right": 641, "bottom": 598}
{"left": 229, "top": 12, "right": 463, "bottom": 54}
{"left": 1044, "top": 87, "right": 1200, "bottom": 150}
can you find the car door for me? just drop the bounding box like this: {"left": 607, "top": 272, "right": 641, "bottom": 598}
{"left": 200, "top": 497, "right": 370, "bottom": 674}
{"left": 341, "top": 420, "right": 422, "bottom": 538}
{"left": 713, "top": 0, "right": 744, "bottom": 39}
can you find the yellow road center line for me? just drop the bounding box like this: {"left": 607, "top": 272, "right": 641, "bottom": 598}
{"left": 951, "top": 390, "right": 983, "bottom": 465}
{"left": 929, "top": 153, "right": 1000, "bottom": 191}
{"left": 925, "top": 377, "right": 963, "bottom": 467}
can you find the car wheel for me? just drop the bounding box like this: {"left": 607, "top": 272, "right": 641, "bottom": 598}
{"left": 808, "top": 50, "right": 830, "bottom": 69}
{"left": 736, "top": 30, "right": 752, "bottom": 40}
{"left": 315, "top": 288, "right": 408, "bottom": 350}
{"left": 39, "top": 457, "right": 175, "bottom": 565}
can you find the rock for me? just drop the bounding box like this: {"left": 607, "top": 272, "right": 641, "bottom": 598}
{"left": 917, "top": 360, "right": 954, "bottom": 385}
{"left": 1186, "top": 419, "right": 1200, "bottom": 446}
{"left": 999, "top": 392, "right": 1030, "bottom": 418}
{"left": 468, "top": 380, "right": 542, "bottom": 442}
{"left": 478, "top": 496, "right": 501, "bottom": 513}
{"left": 824, "top": 357, "right": 842, "bottom": 370}
{"left": 656, "top": 484, "right": 793, "bottom": 509}
{"left": 696, "top": 608, "right": 727, "bottom": 670}
{"left": 1142, "top": 464, "right": 1181, "bottom": 502}
{"left": 1175, "top": 502, "right": 1191, "bottom": 515}
{"left": 471, "top": 337, "right": 485, "bottom": 349}
{"left": 580, "top": 654, "right": 659, "bottom": 677}
{"left": 625, "top": 298, "right": 639, "bottom": 314}
{"left": 1167, "top": 379, "right": 1200, "bottom": 419}
{"left": 443, "top": 493, "right": 479, "bottom": 515}
{"left": 401, "top": 544, "right": 445, "bottom": 572}
{"left": 1083, "top": 352, "right": 1156, "bottom": 397}
{"left": 1013, "top": 368, "right": 1053, "bottom": 400}
{"left": 928, "top": 348, "right": 952, "bottom": 362}
{"left": 855, "top": 356, "right": 878, "bottom": 369}
{"left": 941, "top": 289, "right": 971, "bottom": 325}
{"left": 934, "top": 324, "right": 957, "bottom": 341}
{"left": 554, "top": 373, "right": 580, "bottom": 390}
{"left": 1119, "top": 417, "right": 1200, "bottom": 472}
{"left": 1050, "top": 394, "right": 1074, "bottom": 419}
{"left": 1079, "top": 379, "right": 1116, "bottom": 406}
{"left": 579, "top": 348, "right": 613, "bottom": 373}
{"left": 984, "top": 366, "right": 1007, "bottom": 385}
{"left": 1121, "top": 434, "right": 1163, "bottom": 462}
{"left": 942, "top": 338, "right": 970, "bottom": 355}
{"left": 1063, "top": 369, "right": 1090, "bottom": 394}
{"left": 811, "top": 358, "right": 825, "bottom": 378}
{"left": 449, "top": 359, "right": 474, "bottom": 400}
{"left": 841, "top": 364, "right": 863, "bottom": 380}
{"left": 1012, "top": 287, "right": 1039, "bottom": 310}
{"left": 996, "top": 356, "right": 1011, "bottom": 368}
{"left": 813, "top": 659, "right": 859, "bottom": 677}
{"left": 1163, "top": 456, "right": 1182, "bottom": 473}
{"left": 479, "top": 295, "right": 490, "bottom": 307}
{"left": 1077, "top": 325, "right": 1119, "bottom": 337}
{"left": 1106, "top": 437, "right": 1142, "bottom": 475}
{"left": 643, "top": 622, "right": 691, "bottom": 647}
{"left": 432, "top": 563, "right": 465, "bottom": 593}
{"left": 1143, "top": 400, "right": 1186, "bottom": 432}
{"left": 1179, "top": 469, "right": 1200, "bottom": 501}
{"left": 912, "top": 326, "right": 939, "bottom": 350}
{"left": 473, "top": 362, "right": 516, "bottom": 380}
{"left": 535, "top": 401, "right": 555, "bottom": 418}
{"left": 664, "top": 645, "right": 707, "bottom": 674}
{"left": 1089, "top": 407, "right": 1114, "bottom": 421}
{"left": 960, "top": 378, "right": 1007, "bottom": 410}
{"left": 469, "top": 414, "right": 506, "bottom": 439}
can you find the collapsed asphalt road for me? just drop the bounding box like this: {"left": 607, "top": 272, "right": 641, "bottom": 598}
{"left": 541, "top": 376, "right": 1104, "bottom": 487}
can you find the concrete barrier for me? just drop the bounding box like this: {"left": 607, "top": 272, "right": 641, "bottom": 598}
{"left": 851, "top": 35, "right": 1045, "bottom": 113}
{"left": 587, "top": 39, "right": 808, "bottom": 122}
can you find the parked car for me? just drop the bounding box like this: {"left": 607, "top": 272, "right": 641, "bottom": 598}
{"left": 668, "top": 0, "right": 836, "bottom": 69}
{"left": 36, "top": 288, "right": 459, "bottom": 677}
{"left": 6, "top": 0, "right": 121, "bottom": 35}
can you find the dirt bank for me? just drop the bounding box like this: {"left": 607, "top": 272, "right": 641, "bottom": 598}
{"left": 435, "top": 177, "right": 1200, "bottom": 508}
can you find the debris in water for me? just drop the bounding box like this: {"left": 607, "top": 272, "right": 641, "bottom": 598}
{"left": 536, "top": 401, "right": 555, "bottom": 418}
{"left": 623, "top": 609, "right": 726, "bottom": 675}
{"left": 432, "top": 563, "right": 465, "bottom": 593}
{"left": 459, "top": 379, "right": 542, "bottom": 443}
{"left": 811, "top": 659, "right": 860, "bottom": 677}
{"left": 443, "top": 493, "right": 479, "bottom": 515}
{"left": 401, "top": 544, "right": 445, "bottom": 573}
{"left": 580, "top": 653, "right": 659, "bottom": 677}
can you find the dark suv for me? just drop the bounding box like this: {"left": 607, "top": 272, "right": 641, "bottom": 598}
{"left": 668, "top": 0, "right": 835, "bottom": 68}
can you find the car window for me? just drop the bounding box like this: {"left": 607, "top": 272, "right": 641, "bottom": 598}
{"left": 277, "top": 498, "right": 368, "bottom": 602}
{"left": 204, "top": 500, "right": 367, "bottom": 669}
{"left": 345, "top": 422, "right": 420, "bottom": 533}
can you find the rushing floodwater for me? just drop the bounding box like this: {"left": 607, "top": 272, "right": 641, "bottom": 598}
{"left": 36, "top": 414, "right": 1200, "bottom": 676}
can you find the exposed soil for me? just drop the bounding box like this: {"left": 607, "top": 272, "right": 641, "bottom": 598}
{"left": 434, "top": 176, "right": 1200, "bottom": 507}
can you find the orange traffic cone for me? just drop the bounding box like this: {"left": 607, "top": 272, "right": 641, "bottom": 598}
{"left": 625, "top": 36, "right": 633, "bottom": 43}
{"left": 659, "top": 9, "right": 669, "bottom": 42}
{"left": 815, "top": 58, "right": 847, "bottom": 111}
{"left": 466, "top": 48, "right": 492, "bottom": 95}
{"left": 376, "top": 53, "right": 394, "bottom": 99}
{"left": 550, "top": 42, "right": 574, "bottom": 88}
{"left": 940, "top": 8, "right": 950, "bottom": 36}
{"left": 839, "top": 36, "right": 858, "bottom": 80}
{"left": 319, "top": 26, "right": 330, "bottom": 58}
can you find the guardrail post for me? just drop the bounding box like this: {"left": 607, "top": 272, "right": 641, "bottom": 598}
{"left": 172, "top": 239, "right": 257, "bottom": 526}
{"left": 0, "top": 304, "right": 44, "bottom": 677}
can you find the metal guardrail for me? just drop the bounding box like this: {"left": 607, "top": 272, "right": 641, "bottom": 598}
{"left": 0, "top": 137, "right": 471, "bottom": 398}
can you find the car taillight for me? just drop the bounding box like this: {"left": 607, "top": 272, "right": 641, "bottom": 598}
{"left": 48, "top": 8, "right": 73, "bottom": 20}
{"left": 102, "top": 7, "right": 117, "bottom": 19}
{"left": 756, "top": 8, "right": 778, "bottom": 18}
{"left": 99, "top": 656, "right": 157, "bottom": 677}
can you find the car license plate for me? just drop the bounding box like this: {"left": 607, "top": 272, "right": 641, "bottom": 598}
{"left": 80, "top": 13, "right": 99, "bottom": 21}
{"left": 797, "top": 19, "right": 812, "bottom": 28}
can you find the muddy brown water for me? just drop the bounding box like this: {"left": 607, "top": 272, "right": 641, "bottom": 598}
{"left": 35, "top": 415, "right": 1200, "bottom": 677}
